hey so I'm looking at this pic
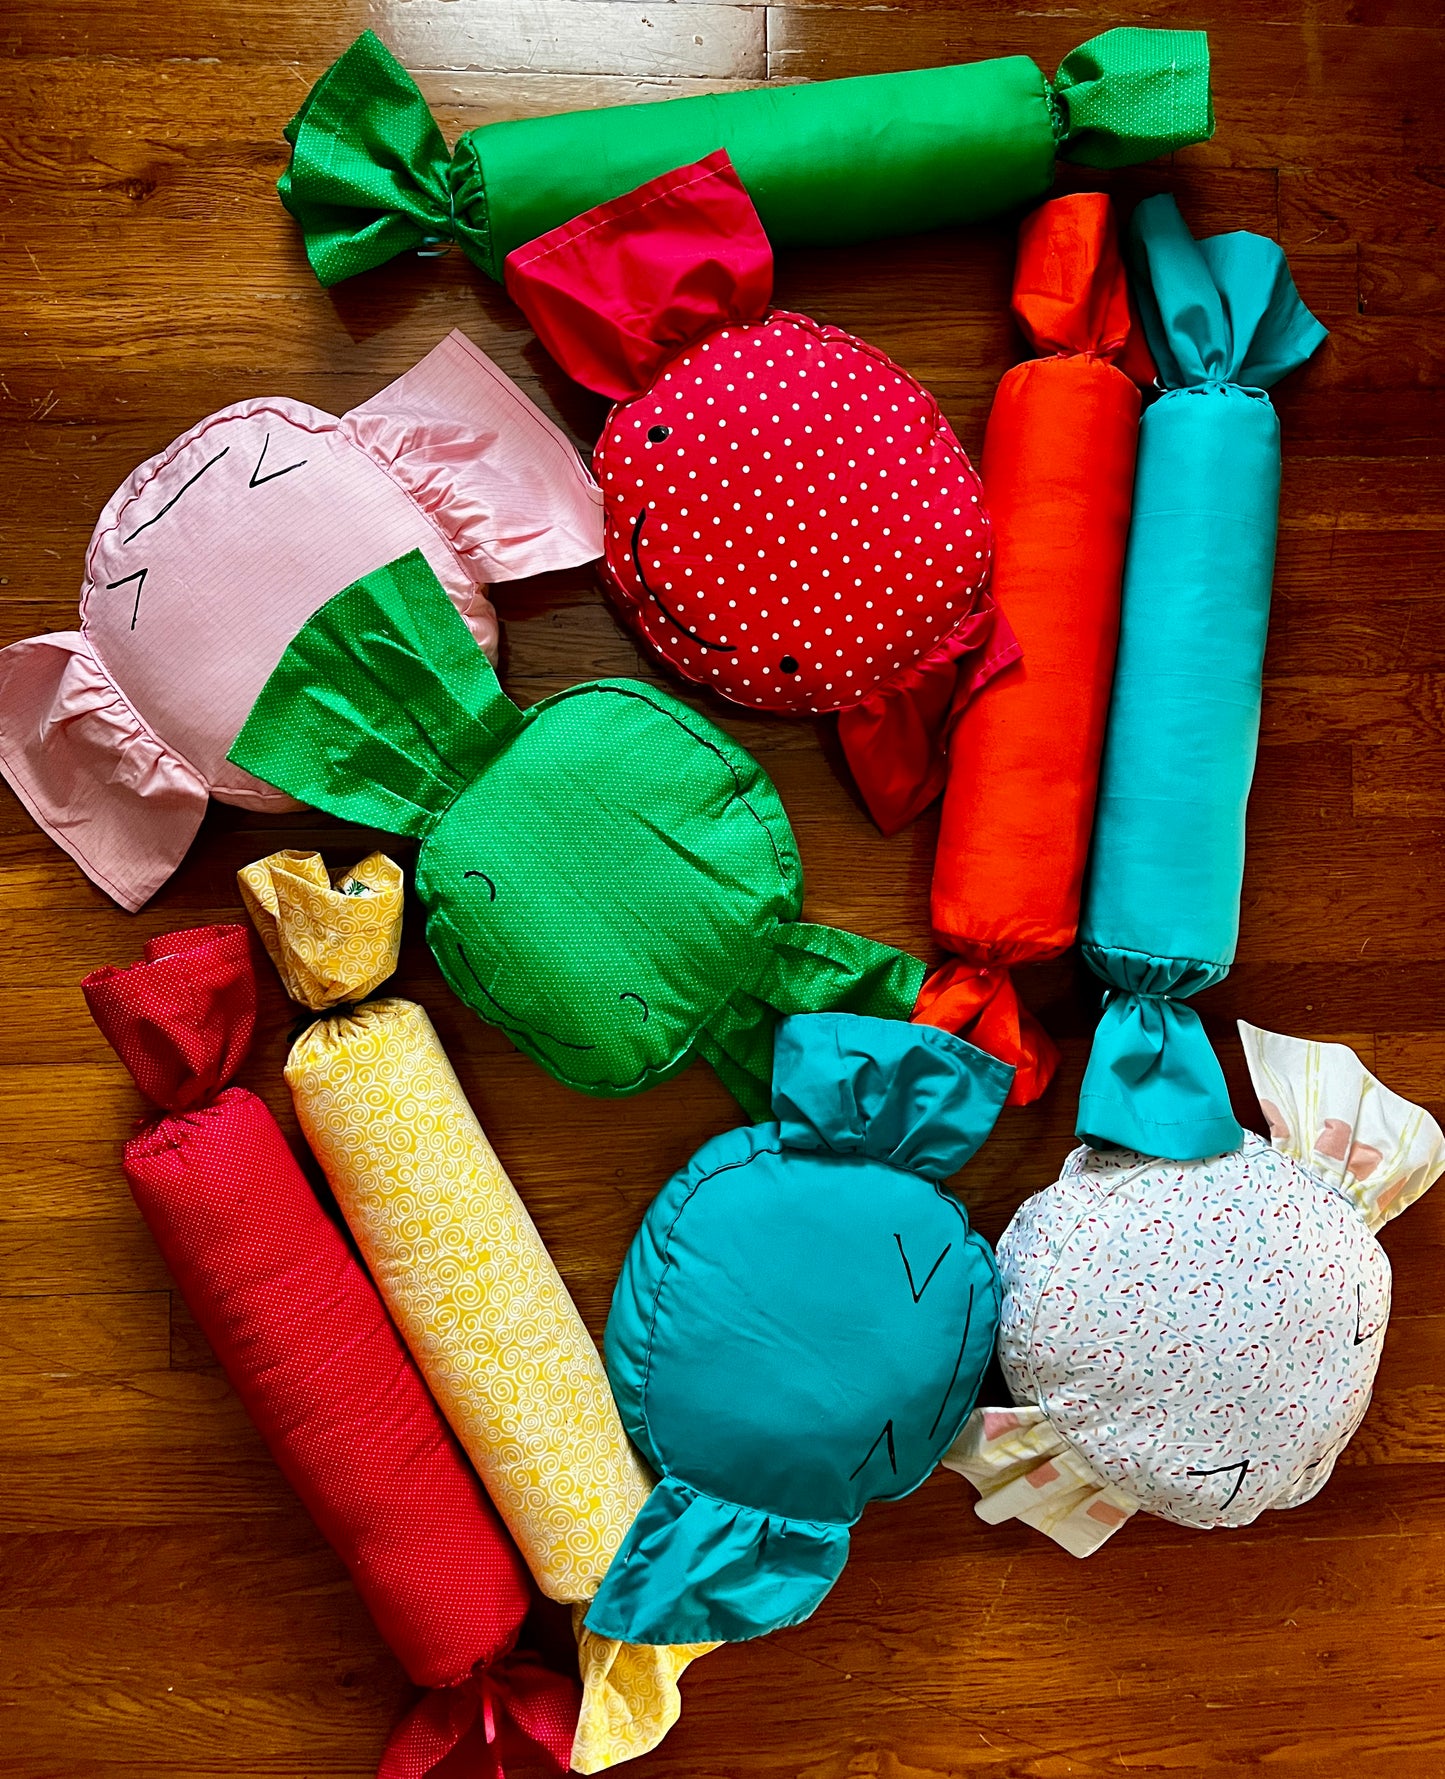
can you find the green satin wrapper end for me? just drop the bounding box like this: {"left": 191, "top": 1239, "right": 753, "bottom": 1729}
{"left": 278, "top": 28, "right": 1211, "bottom": 286}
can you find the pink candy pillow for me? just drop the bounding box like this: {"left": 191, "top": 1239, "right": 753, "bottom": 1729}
{"left": 0, "top": 331, "right": 602, "bottom": 910}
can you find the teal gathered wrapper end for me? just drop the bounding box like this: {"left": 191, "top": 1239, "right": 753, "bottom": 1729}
{"left": 583, "top": 1477, "right": 851, "bottom": 1647}
{"left": 586, "top": 1012, "right": 1009, "bottom": 1646}
{"left": 1077, "top": 196, "right": 1328, "bottom": 1163}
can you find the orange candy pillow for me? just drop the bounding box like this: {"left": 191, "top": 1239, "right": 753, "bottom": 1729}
{"left": 915, "top": 193, "right": 1152, "bottom": 1101}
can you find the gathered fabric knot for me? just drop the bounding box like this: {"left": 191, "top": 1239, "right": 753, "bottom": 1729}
{"left": 417, "top": 182, "right": 459, "bottom": 257}
{"left": 380, "top": 1653, "right": 579, "bottom": 1779}
{"left": 287, "top": 996, "right": 372, "bottom": 1047}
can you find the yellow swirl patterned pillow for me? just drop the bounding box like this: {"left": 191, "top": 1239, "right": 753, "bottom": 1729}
{"left": 239, "top": 851, "right": 713, "bottom": 1772}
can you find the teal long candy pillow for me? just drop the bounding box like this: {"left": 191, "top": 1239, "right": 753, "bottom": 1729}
{"left": 1077, "top": 196, "right": 1328, "bottom": 1162}
{"left": 228, "top": 550, "right": 923, "bottom": 1117}
{"left": 585, "top": 1012, "right": 1011, "bottom": 1646}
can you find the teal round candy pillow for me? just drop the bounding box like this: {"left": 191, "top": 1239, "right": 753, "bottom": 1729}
{"left": 585, "top": 1011, "right": 1012, "bottom": 1645}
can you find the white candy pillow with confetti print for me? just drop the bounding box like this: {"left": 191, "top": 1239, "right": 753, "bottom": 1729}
{"left": 945, "top": 1022, "right": 1445, "bottom": 1556}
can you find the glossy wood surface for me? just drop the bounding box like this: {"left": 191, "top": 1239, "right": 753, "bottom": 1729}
{"left": 2, "top": 1, "right": 1443, "bottom": 1774}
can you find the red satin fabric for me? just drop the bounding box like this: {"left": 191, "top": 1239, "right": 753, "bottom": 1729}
{"left": 918, "top": 194, "right": 1147, "bottom": 1102}
{"left": 504, "top": 148, "right": 772, "bottom": 402}
{"left": 81, "top": 925, "right": 577, "bottom": 1779}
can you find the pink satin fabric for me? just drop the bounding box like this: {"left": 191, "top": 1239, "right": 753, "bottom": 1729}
{"left": 0, "top": 331, "right": 602, "bottom": 911}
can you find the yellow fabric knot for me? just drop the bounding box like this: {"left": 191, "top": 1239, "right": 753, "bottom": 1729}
{"left": 238, "top": 848, "right": 402, "bottom": 1010}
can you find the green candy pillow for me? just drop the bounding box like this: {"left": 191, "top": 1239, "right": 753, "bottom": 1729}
{"left": 230, "top": 549, "right": 922, "bottom": 1114}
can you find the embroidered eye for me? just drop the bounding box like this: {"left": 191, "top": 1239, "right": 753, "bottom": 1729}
{"left": 619, "top": 991, "right": 650, "bottom": 1022}
{"left": 463, "top": 870, "right": 497, "bottom": 902}
{"left": 779, "top": 655, "right": 799, "bottom": 674}
{"left": 647, "top": 425, "right": 671, "bottom": 443}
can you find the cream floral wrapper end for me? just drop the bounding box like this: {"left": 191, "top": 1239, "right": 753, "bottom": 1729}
{"left": 238, "top": 849, "right": 714, "bottom": 1772}
{"left": 945, "top": 1022, "right": 1445, "bottom": 1558}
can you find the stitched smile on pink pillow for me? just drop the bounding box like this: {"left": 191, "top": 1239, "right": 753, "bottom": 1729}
{"left": 504, "top": 151, "right": 1017, "bottom": 835}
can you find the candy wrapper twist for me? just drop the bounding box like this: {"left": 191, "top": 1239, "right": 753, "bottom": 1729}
{"left": 1076, "top": 196, "right": 1328, "bottom": 1161}
{"left": 916, "top": 192, "right": 1152, "bottom": 1099}
{"left": 279, "top": 28, "right": 1211, "bottom": 285}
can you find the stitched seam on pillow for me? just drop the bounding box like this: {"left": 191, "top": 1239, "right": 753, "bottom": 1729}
{"left": 499, "top": 681, "right": 793, "bottom": 1092}
{"left": 333, "top": 428, "right": 482, "bottom": 590}
{"left": 655, "top": 1473, "right": 845, "bottom": 1537}
{"left": 637, "top": 1141, "right": 782, "bottom": 1480}
{"left": 509, "top": 158, "right": 739, "bottom": 276}
{"left": 0, "top": 721, "right": 205, "bottom": 908}
{"left": 0, "top": 738, "right": 163, "bottom": 909}
{"left": 444, "top": 328, "right": 602, "bottom": 500}
{"left": 736, "top": 309, "right": 994, "bottom": 703}
{"left": 1013, "top": 1161, "right": 1182, "bottom": 1502}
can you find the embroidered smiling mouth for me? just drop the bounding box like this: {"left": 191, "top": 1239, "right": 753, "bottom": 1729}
{"left": 455, "top": 943, "right": 653, "bottom": 1079}
{"left": 630, "top": 508, "right": 735, "bottom": 653}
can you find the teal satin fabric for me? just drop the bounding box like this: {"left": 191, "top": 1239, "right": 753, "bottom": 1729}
{"left": 1078, "top": 196, "right": 1327, "bottom": 1162}
{"left": 587, "top": 1013, "right": 1008, "bottom": 1645}
{"left": 584, "top": 1477, "right": 851, "bottom": 1647}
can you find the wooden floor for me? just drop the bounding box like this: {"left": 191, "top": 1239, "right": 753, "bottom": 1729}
{"left": 2, "top": 0, "right": 1444, "bottom": 1774}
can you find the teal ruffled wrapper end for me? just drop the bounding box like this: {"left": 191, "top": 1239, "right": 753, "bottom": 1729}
{"left": 772, "top": 1010, "right": 1012, "bottom": 1179}
{"left": 584, "top": 1477, "right": 850, "bottom": 1646}
{"left": 1129, "top": 196, "right": 1330, "bottom": 388}
{"left": 1077, "top": 949, "right": 1241, "bottom": 1159}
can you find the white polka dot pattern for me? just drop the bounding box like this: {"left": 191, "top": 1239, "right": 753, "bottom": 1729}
{"left": 997, "top": 1134, "right": 1393, "bottom": 1529}
{"left": 596, "top": 310, "right": 991, "bottom": 715}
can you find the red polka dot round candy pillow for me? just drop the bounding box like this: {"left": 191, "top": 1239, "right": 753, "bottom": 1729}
{"left": 505, "top": 150, "right": 1015, "bottom": 834}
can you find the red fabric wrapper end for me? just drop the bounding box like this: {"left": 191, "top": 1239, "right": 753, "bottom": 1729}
{"left": 381, "top": 1655, "right": 578, "bottom": 1779}
{"left": 838, "top": 598, "right": 1021, "bottom": 837}
{"left": 83, "top": 923, "right": 255, "bottom": 1110}
{"left": 81, "top": 925, "right": 578, "bottom": 1779}
{"left": 504, "top": 149, "right": 773, "bottom": 401}
{"left": 1011, "top": 190, "right": 1154, "bottom": 375}
{"left": 912, "top": 957, "right": 1059, "bottom": 1105}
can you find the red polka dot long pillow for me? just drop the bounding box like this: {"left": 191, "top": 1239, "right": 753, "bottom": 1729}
{"left": 505, "top": 150, "right": 1016, "bottom": 835}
